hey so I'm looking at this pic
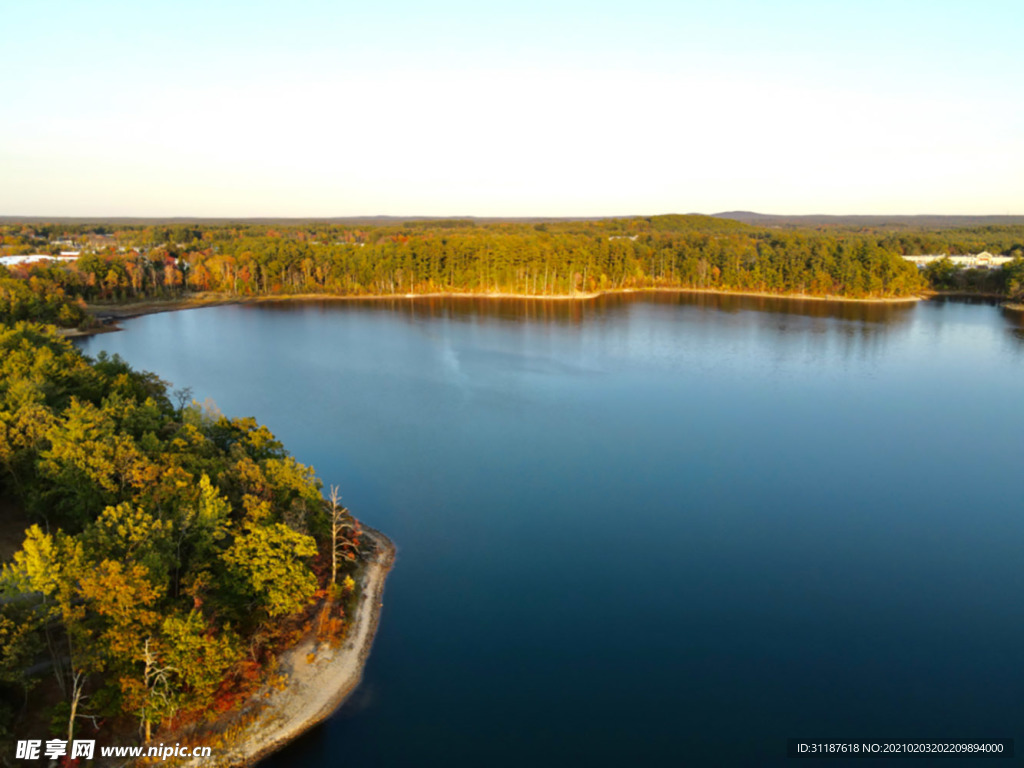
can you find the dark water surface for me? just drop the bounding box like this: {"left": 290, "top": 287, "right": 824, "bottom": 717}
{"left": 77, "top": 294, "right": 1024, "bottom": 766}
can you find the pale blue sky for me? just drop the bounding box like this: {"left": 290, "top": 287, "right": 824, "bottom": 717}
{"left": 2, "top": 0, "right": 1021, "bottom": 216}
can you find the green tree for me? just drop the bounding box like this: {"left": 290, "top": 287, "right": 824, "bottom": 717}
{"left": 221, "top": 517, "right": 318, "bottom": 620}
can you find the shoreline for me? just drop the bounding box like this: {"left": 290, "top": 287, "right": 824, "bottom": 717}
{"left": 177, "top": 525, "right": 395, "bottom": 767}
{"left": 76, "top": 287, "right": 926, "bottom": 336}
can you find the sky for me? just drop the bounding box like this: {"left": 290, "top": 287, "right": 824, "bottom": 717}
{"left": 2, "top": 0, "right": 1022, "bottom": 217}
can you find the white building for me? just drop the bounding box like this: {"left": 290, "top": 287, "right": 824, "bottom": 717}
{"left": 902, "top": 252, "right": 1014, "bottom": 269}
{"left": 0, "top": 254, "right": 80, "bottom": 267}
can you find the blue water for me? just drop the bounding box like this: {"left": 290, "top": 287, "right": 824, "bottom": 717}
{"left": 77, "top": 294, "right": 1024, "bottom": 766}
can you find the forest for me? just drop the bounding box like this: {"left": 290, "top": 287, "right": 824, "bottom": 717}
{"left": 0, "top": 322, "right": 363, "bottom": 754}
{"left": 3, "top": 216, "right": 1024, "bottom": 322}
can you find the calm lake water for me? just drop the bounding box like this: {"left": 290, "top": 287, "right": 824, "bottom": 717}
{"left": 77, "top": 294, "right": 1024, "bottom": 766}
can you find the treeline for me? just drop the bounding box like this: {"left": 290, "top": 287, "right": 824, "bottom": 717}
{"left": 183, "top": 228, "right": 926, "bottom": 298}
{"left": 6, "top": 215, "right": 1024, "bottom": 304}
{"left": 0, "top": 323, "right": 361, "bottom": 750}
{"left": 2, "top": 216, "right": 939, "bottom": 301}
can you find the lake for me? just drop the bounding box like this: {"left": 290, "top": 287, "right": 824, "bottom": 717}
{"left": 76, "top": 293, "right": 1024, "bottom": 766}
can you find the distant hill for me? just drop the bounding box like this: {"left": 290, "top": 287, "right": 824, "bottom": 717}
{"left": 713, "top": 211, "right": 1024, "bottom": 229}
{"left": 5, "top": 212, "right": 1022, "bottom": 230}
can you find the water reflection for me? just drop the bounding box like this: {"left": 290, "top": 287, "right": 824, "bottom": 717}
{"left": 232, "top": 291, "right": 1024, "bottom": 370}
{"left": 999, "top": 305, "right": 1024, "bottom": 347}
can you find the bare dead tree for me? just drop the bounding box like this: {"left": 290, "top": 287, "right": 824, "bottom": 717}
{"left": 140, "top": 637, "right": 176, "bottom": 743}
{"left": 67, "top": 670, "right": 87, "bottom": 747}
{"left": 328, "top": 486, "right": 357, "bottom": 586}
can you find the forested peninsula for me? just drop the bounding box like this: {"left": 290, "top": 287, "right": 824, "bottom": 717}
{"left": 2, "top": 214, "right": 1023, "bottom": 328}
{"left": 0, "top": 320, "right": 392, "bottom": 762}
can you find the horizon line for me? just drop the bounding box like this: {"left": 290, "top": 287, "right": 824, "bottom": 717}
{"left": 2, "top": 211, "right": 1024, "bottom": 223}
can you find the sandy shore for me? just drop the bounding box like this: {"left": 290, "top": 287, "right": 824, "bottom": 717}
{"left": 57, "top": 324, "right": 122, "bottom": 338}
{"left": 623, "top": 287, "right": 921, "bottom": 304}
{"left": 179, "top": 526, "right": 395, "bottom": 767}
